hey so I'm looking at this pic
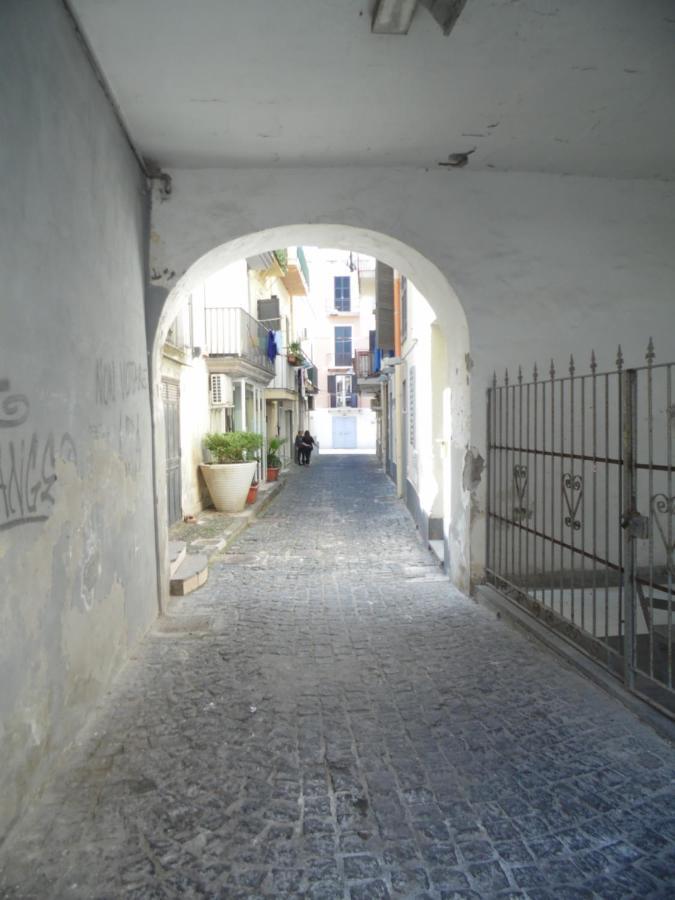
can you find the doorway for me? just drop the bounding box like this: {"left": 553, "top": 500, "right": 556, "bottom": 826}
{"left": 332, "top": 415, "right": 357, "bottom": 449}
{"left": 161, "top": 378, "right": 182, "bottom": 526}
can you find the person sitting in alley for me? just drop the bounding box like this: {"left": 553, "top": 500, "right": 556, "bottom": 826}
{"left": 294, "top": 430, "right": 305, "bottom": 465}
{"left": 301, "top": 430, "right": 316, "bottom": 466}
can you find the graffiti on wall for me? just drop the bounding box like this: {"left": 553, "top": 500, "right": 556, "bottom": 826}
{"left": 0, "top": 379, "right": 77, "bottom": 532}
{"left": 95, "top": 359, "right": 147, "bottom": 406}
{"left": 92, "top": 358, "right": 146, "bottom": 476}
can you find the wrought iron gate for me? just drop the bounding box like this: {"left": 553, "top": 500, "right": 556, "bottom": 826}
{"left": 486, "top": 340, "right": 674, "bottom": 717}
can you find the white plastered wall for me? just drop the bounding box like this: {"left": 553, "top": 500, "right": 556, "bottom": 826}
{"left": 148, "top": 167, "right": 675, "bottom": 592}
{"left": 0, "top": 0, "right": 157, "bottom": 839}
{"left": 402, "top": 282, "right": 444, "bottom": 538}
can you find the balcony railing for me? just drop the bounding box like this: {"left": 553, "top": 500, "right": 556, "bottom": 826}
{"left": 204, "top": 307, "right": 275, "bottom": 375}
{"left": 270, "top": 353, "right": 298, "bottom": 391}
{"left": 354, "top": 350, "right": 375, "bottom": 378}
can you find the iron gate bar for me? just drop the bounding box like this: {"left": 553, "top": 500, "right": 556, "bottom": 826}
{"left": 622, "top": 368, "right": 637, "bottom": 690}
{"left": 486, "top": 340, "right": 674, "bottom": 718}
{"left": 488, "top": 512, "right": 623, "bottom": 571}
{"left": 668, "top": 364, "right": 673, "bottom": 688}
{"left": 648, "top": 348, "right": 655, "bottom": 680}
{"left": 489, "top": 446, "right": 670, "bottom": 473}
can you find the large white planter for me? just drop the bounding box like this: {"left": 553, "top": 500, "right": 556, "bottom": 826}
{"left": 200, "top": 461, "right": 257, "bottom": 513}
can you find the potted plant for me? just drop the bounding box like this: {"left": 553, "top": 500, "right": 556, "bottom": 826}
{"left": 287, "top": 340, "right": 304, "bottom": 366}
{"left": 246, "top": 478, "right": 259, "bottom": 505}
{"left": 266, "top": 436, "right": 286, "bottom": 481}
{"left": 200, "top": 431, "right": 263, "bottom": 513}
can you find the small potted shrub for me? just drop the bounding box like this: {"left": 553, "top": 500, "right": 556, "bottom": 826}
{"left": 266, "top": 436, "right": 286, "bottom": 482}
{"left": 287, "top": 341, "right": 304, "bottom": 366}
{"left": 246, "top": 477, "right": 259, "bottom": 505}
{"left": 201, "top": 431, "right": 263, "bottom": 512}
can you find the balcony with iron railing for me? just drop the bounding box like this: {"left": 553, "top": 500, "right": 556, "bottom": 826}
{"left": 265, "top": 345, "right": 319, "bottom": 395}
{"left": 354, "top": 350, "right": 376, "bottom": 378}
{"left": 204, "top": 307, "right": 275, "bottom": 376}
{"left": 270, "top": 352, "right": 298, "bottom": 392}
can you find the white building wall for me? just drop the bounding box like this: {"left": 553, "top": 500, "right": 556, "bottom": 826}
{"left": 309, "top": 408, "right": 376, "bottom": 451}
{"left": 301, "top": 249, "right": 376, "bottom": 450}
{"left": 0, "top": 0, "right": 158, "bottom": 840}
{"left": 149, "top": 169, "right": 675, "bottom": 589}
{"left": 400, "top": 283, "right": 445, "bottom": 540}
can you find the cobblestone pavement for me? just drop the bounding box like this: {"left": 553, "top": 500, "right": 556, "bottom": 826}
{"left": 2, "top": 455, "right": 675, "bottom": 899}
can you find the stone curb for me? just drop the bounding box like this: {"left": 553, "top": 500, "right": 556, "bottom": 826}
{"left": 207, "top": 470, "right": 287, "bottom": 560}
{"left": 475, "top": 584, "right": 675, "bottom": 744}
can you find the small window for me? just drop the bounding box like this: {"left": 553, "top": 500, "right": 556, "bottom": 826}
{"left": 334, "top": 325, "right": 352, "bottom": 366}
{"left": 334, "top": 276, "right": 351, "bottom": 312}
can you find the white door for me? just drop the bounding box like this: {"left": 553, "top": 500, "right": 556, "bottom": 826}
{"left": 332, "top": 416, "right": 357, "bottom": 449}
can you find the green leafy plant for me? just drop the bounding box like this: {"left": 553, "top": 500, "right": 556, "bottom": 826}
{"left": 287, "top": 340, "right": 304, "bottom": 364}
{"left": 204, "top": 431, "right": 263, "bottom": 463}
{"left": 266, "top": 436, "right": 287, "bottom": 468}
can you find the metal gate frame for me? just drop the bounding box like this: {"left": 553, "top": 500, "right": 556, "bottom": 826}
{"left": 486, "top": 340, "right": 674, "bottom": 717}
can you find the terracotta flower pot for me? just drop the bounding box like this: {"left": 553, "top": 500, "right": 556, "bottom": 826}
{"left": 246, "top": 483, "right": 259, "bottom": 504}
{"left": 266, "top": 466, "right": 280, "bottom": 482}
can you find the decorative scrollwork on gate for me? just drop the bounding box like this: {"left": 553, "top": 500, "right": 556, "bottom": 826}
{"left": 651, "top": 494, "right": 675, "bottom": 573}
{"left": 512, "top": 464, "right": 528, "bottom": 520}
{"left": 562, "top": 473, "right": 583, "bottom": 530}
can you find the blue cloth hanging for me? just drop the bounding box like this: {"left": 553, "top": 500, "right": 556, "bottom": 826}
{"left": 267, "top": 329, "right": 278, "bottom": 362}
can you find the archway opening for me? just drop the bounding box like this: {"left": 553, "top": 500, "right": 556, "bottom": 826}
{"left": 149, "top": 225, "right": 471, "bottom": 605}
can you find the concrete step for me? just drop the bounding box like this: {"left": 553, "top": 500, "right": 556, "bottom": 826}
{"left": 170, "top": 553, "right": 208, "bottom": 596}
{"left": 169, "top": 541, "right": 187, "bottom": 577}
{"left": 428, "top": 540, "right": 444, "bottom": 566}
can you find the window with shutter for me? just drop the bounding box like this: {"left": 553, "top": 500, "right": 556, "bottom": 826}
{"left": 257, "top": 296, "right": 281, "bottom": 331}
{"left": 334, "top": 326, "right": 352, "bottom": 366}
{"left": 334, "top": 276, "right": 351, "bottom": 311}
{"left": 327, "top": 374, "right": 337, "bottom": 408}
{"left": 375, "top": 262, "right": 394, "bottom": 352}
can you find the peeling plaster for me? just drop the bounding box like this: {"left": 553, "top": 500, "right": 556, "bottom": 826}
{"left": 463, "top": 446, "right": 484, "bottom": 494}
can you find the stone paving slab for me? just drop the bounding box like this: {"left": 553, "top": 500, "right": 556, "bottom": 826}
{"left": 1, "top": 455, "right": 674, "bottom": 899}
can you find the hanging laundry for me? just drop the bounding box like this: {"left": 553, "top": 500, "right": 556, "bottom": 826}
{"left": 267, "top": 329, "right": 278, "bottom": 362}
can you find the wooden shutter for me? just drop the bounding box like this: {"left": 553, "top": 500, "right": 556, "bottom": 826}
{"left": 375, "top": 262, "right": 395, "bottom": 352}
{"left": 327, "top": 374, "right": 337, "bottom": 408}
{"left": 257, "top": 296, "right": 281, "bottom": 330}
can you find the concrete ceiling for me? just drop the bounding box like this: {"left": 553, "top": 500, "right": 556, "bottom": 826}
{"left": 69, "top": 0, "right": 675, "bottom": 178}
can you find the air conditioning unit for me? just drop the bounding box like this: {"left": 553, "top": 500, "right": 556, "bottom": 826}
{"left": 209, "top": 373, "right": 233, "bottom": 407}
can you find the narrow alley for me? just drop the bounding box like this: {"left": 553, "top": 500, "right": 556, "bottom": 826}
{"left": 1, "top": 456, "right": 674, "bottom": 899}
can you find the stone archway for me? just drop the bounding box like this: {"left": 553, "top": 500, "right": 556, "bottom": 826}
{"left": 148, "top": 225, "right": 471, "bottom": 607}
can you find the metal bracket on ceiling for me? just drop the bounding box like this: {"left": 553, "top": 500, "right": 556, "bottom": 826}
{"left": 372, "top": 0, "right": 468, "bottom": 36}
{"left": 145, "top": 159, "right": 172, "bottom": 199}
